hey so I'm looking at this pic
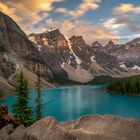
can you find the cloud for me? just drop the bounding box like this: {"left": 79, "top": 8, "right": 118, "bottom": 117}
{"left": 56, "top": 0, "right": 101, "bottom": 18}
{"left": 113, "top": 3, "right": 140, "bottom": 14}
{"left": 100, "top": 15, "right": 140, "bottom": 43}
{"left": 43, "top": 18, "right": 120, "bottom": 44}
{"left": 120, "top": 34, "right": 140, "bottom": 41}
{"left": 0, "top": 0, "right": 64, "bottom": 34}
{"left": 1, "top": 0, "right": 63, "bottom": 12}
{"left": 0, "top": 2, "right": 21, "bottom": 23}
{"left": 103, "top": 15, "right": 140, "bottom": 34}
{"left": 1, "top": 0, "right": 139, "bottom": 44}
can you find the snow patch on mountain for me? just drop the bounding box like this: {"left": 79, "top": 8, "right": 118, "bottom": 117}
{"left": 120, "top": 62, "right": 127, "bottom": 69}
{"left": 16, "top": 63, "right": 19, "bottom": 70}
{"left": 91, "top": 56, "right": 96, "bottom": 62}
{"left": 67, "top": 56, "right": 72, "bottom": 64}
{"left": 78, "top": 46, "right": 82, "bottom": 51}
{"left": 47, "top": 28, "right": 57, "bottom": 32}
{"left": 131, "top": 65, "right": 140, "bottom": 70}
{"left": 42, "top": 38, "right": 46, "bottom": 41}
{"left": 37, "top": 45, "right": 42, "bottom": 51}
{"left": 67, "top": 39, "right": 81, "bottom": 66}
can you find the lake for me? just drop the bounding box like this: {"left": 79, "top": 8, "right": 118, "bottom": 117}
{"left": 0, "top": 85, "right": 140, "bottom": 121}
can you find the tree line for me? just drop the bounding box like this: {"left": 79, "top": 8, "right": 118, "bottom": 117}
{"left": 107, "top": 75, "right": 140, "bottom": 96}
{"left": 13, "top": 71, "right": 42, "bottom": 126}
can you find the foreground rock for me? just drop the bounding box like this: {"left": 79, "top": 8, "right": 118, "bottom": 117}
{"left": 0, "top": 105, "right": 21, "bottom": 129}
{"left": 1, "top": 115, "right": 140, "bottom": 140}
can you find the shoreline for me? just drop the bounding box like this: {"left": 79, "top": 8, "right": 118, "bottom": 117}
{"left": 107, "top": 89, "right": 140, "bottom": 96}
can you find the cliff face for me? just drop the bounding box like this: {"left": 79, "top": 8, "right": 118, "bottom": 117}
{"left": 28, "top": 29, "right": 77, "bottom": 72}
{"left": 104, "top": 38, "right": 140, "bottom": 68}
{"left": 1, "top": 115, "right": 140, "bottom": 140}
{"left": 0, "top": 12, "right": 54, "bottom": 96}
{"left": 90, "top": 41, "right": 120, "bottom": 70}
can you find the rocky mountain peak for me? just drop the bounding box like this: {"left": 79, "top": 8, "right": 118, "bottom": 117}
{"left": 0, "top": 11, "right": 27, "bottom": 38}
{"left": 45, "top": 28, "right": 59, "bottom": 33}
{"left": 28, "top": 28, "right": 69, "bottom": 49}
{"left": 69, "top": 35, "right": 86, "bottom": 45}
{"left": 105, "top": 40, "right": 115, "bottom": 48}
{"left": 44, "top": 28, "right": 61, "bottom": 36}
{"left": 126, "top": 38, "right": 140, "bottom": 46}
{"left": 90, "top": 41, "right": 103, "bottom": 54}
{"left": 91, "top": 41, "right": 103, "bottom": 47}
{"left": 69, "top": 35, "right": 91, "bottom": 67}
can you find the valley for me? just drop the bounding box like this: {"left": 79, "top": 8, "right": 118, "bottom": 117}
{"left": 1, "top": 11, "right": 140, "bottom": 98}
{"left": 0, "top": 1, "right": 140, "bottom": 138}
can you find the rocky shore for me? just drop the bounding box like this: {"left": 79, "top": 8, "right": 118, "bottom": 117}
{"left": 0, "top": 114, "right": 140, "bottom": 140}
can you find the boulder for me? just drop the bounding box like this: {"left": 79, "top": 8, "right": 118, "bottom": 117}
{"left": 24, "top": 115, "right": 140, "bottom": 140}
{"left": 0, "top": 104, "right": 21, "bottom": 129}
{"left": 0, "top": 106, "right": 140, "bottom": 140}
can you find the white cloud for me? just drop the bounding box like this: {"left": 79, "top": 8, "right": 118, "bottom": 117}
{"left": 113, "top": 3, "right": 140, "bottom": 14}
{"left": 1, "top": 0, "right": 139, "bottom": 44}
{"left": 43, "top": 18, "right": 120, "bottom": 44}
{"left": 103, "top": 15, "right": 140, "bottom": 34}
{"left": 56, "top": 0, "right": 101, "bottom": 18}
{"left": 0, "top": 0, "right": 64, "bottom": 34}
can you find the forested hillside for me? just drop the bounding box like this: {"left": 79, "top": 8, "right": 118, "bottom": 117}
{"left": 107, "top": 75, "right": 140, "bottom": 96}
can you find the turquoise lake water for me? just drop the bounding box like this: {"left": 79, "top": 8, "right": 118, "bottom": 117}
{"left": 0, "top": 85, "right": 140, "bottom": 121}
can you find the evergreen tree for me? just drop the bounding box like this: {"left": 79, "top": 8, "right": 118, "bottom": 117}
{"left": 0, "top": 91, "right": 3, "bottom": 99}
{"left": 35, "top": 72, "right": 43, "bottom": 120}
{"left": 107, "top": 75, "right": 140, "bottom": 96}
{"left": 13, "top": 71, "right": 33, "bottom": 126}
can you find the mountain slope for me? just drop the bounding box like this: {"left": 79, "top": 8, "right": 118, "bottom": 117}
{"left": 29, "top": 30, "right": 126, "bottom": 83}
{"left": 0, "top": 11, "right": 54, "bottom": 96}
{"left": 104, "top": 38, "right": 140, "bottom": 69}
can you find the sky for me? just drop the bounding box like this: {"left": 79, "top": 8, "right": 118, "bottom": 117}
{"left": 0, "top": 0, "right": 140, "bottom": 44}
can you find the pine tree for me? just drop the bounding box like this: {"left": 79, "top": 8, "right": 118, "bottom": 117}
{"left": 13, "top": 71, "right": 33, "bottom": 126}
{"left": 107, "top": 75, "right": 140, "bottom": 95}
{"left": 0, "top": 91, "right": 3, "bottom": 98}
{"left": 35, "top": 72, "right": 43, "bottom": 120}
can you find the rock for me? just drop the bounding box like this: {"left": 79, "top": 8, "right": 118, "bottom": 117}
{"left": 0, "top": 125, "right": 13, "bottom": 140}
{"left": 94, "top": 51, "right": 120, "bottom": 69}
{"left": 0, "top": 104, "right": 21, "bottom": 129}
{"left": 105, "top": 40, "right": 116, "bottom": 49}
{"left": 90, "top": 41, "right": 103, "bottom": 53}
{"left": 8, "top": 125, "right": 25, "bottom": 140}
{"left": 23, "top": 115, "right": 140, "bottom": 140}
{"left": 0, "top": 125, "right": 25, "bottom": 140}
{"left": 28, "top": 115, "right": 140, "bottom": 140}
{"left": 24, "top": 117, "right": 76, "bottom": 140}
{"left": 0, "top": 115, "right": 140, "bottom": 140}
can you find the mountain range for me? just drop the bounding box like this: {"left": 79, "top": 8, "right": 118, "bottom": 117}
{"left": 0, "top": 11, "right": 140, "bottom": 95}
{"left": 28, "top": 27, "right": 140, "bottom": 82}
